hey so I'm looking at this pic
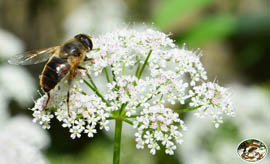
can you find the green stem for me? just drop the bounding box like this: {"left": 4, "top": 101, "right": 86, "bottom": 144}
{"left": 135, "top": 90, "right": 160, "bottom": 109}
{"left": 176, "top": 106, "right": 201, "bottom": 114}
{"left": 113, "top": 119, "right": 123, "bottom": 164}
{"left": 107, "top": 117, "right": 115, "bottom": 120}
{"left": 122, "top": 62, "right": 125, "bottom": 75}
{"left": 119, "top": 103, "right": 128, "bottom": 115}
{"left": 104, "top": 67, "right": 111, "bottom": 83}
{"left": 83, "top": 79, "right": 110, "bottom": 106}
{"left": 123, "top": 119, "right": 133, "bottom": 125}
{"left": 112, "top": 68, "right": 117, "bottom": 82}
{"left": 127, "top": 114, "right": 142, "bottom": 118}
{"left": 137, "top": 50, "right": 152, "bottom": 79}
{"left": 135, "top": 63, "right": 141, "bottom": 77}
{"left": 85, "top": 72, "right": 98, "bottom": 90}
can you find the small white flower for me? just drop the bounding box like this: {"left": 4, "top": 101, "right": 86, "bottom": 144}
{"left": 99, "top": 120, "right": 110, "bottom": 131}
{"left": 143, "top": 131, "right": 153, "bottom": 144}
{"left": 70, "top": 126, "right": 82, "bottom": 139}
{"left": 135, "top": 137, "right": 145, "bottom": 149}
{"left": 75, "top": 119, "right": 86, "bottom": 130}
{"left": 87, "top": 115, "right": 99, "bottom": 126}
{"left": 40, "top": 114, "right": 53, "bottom": 130}
{"left": 154, "top": 130, "right": 163, "bottom": 141}
{"left": 55, "top": 108, "right": 68, "bottom": 121}
{"left": 165, "top": 144, "right": 176, "bottom": 155}
{"left": 148, "top": 142, "right": 160, "bottom": 155}
{"left": 84, "top": 124, "right": 97, "bottom": 138}
{"left": 62, "top": 117, "right": 74, "bottom": 128}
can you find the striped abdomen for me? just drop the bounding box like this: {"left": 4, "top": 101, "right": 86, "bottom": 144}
{"left": 41, "top": 56, "right": 70, "bottom": 92}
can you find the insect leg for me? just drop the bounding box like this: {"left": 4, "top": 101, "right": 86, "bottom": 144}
{"left": 77, "top": 66, "right": 97, "bottom": 89}
{"left": 42, "top": 92, "right": 50, "bottom": 111}
{"left": 84, "top": 57, "right": 95, "bottom": 64}
{"left": 77, "top": 66, "right": 91, "bottom": 77}
{"left": 66, "top": 78, "right": 72, "bottom": 117}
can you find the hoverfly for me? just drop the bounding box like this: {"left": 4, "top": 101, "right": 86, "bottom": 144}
{"left": 8, "top": 34, "right": 94, "bottom": 116}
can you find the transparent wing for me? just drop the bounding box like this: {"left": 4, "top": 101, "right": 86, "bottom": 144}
{"left": 8, "top": 46, "right": 59, "bottom": 65}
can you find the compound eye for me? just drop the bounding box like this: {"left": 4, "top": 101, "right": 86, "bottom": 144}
{"left": 75, "top": 34, "right": 93, "bottom": 51}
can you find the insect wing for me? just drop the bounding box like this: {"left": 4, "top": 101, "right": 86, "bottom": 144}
{"left": 8, "top": 46, "right": 59, "bottom": 65}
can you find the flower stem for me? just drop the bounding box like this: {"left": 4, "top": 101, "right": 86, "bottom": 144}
{"left": 85, "top": 71, "right": 98, "bottom": 90}
{"left": 122, "top": 62, "right": 125, "bottom": 75}
{"left": 135, "top": 62, "right": 141, "bottom": 77}
{"left": 176, "top": 106, "right": 201, "bottom": 114}
{"left": 137, "top": 50, "right": 152, "bottom": 79}
{"left": 83, "top": 79, "right": 111, "bottom": 106}
{"left": 127, "top": 114, "right": 142, "bottom": 118}
{"left": 104, "top": 67, "right": 111, "bottom": 83}
{"left": 111, "top": 68, "right": 117, "bottom": 82}
{"left": 123, "top": 118, "right": 133, "bottom": 125}
{"left": 113, "top": 119, "right": 123, "bottom": 164}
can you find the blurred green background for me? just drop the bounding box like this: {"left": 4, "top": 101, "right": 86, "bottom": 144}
{"left": 0, "top": 0, "right": 269, "bottom": 164}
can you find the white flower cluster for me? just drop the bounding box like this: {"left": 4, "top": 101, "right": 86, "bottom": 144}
{"left": 178, "top": 84, "right": 269, "bottom": 164}
{"left": 30, "top": 28, "right": 234, "bottom": 155}
{"left": 0, "top": 29, "right": 49, "bottom": 163}
{"left": 0, "top": 116, "right": 49, "bottom": 164}
{"left": 31, "top": 87, "right": 110, "bottom": 139}
{"left": 0, "top": 29, "right": 35, "bottom": 122}
{"left": 190, "top": 82, "right": 235, "bottom": 128}
{"left": 88, "top": 29, "right": 176, "bottom": 76}
{"left": 134, "top": 104, "right": 186, "bottom": 155}
{"left": 105, "top": 75, "right": 146, "bottom": 116}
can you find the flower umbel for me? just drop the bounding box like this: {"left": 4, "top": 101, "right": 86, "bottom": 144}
{"left": 30, "top": 28, "right": 234, "bottom": 156}
{"left": 190, "top": 82, "right": 235, "bottom": 128}
{"left": 133, "top": 104, "right": 186, "bottom": 155}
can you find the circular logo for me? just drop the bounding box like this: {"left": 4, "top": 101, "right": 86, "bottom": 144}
{"left": 237, "top": 139, "right": 268, "bottom": 162}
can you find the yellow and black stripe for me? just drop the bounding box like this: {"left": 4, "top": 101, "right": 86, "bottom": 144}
{"left": 41, "top": 56, "right": 70, "bottom": 92}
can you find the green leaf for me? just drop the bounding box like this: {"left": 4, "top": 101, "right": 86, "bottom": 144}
{"left": 178, "top": 14, "right": 237, "bottom": 46}
{"left": 153, "top": 0, "right": 214, "bottom": 29}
